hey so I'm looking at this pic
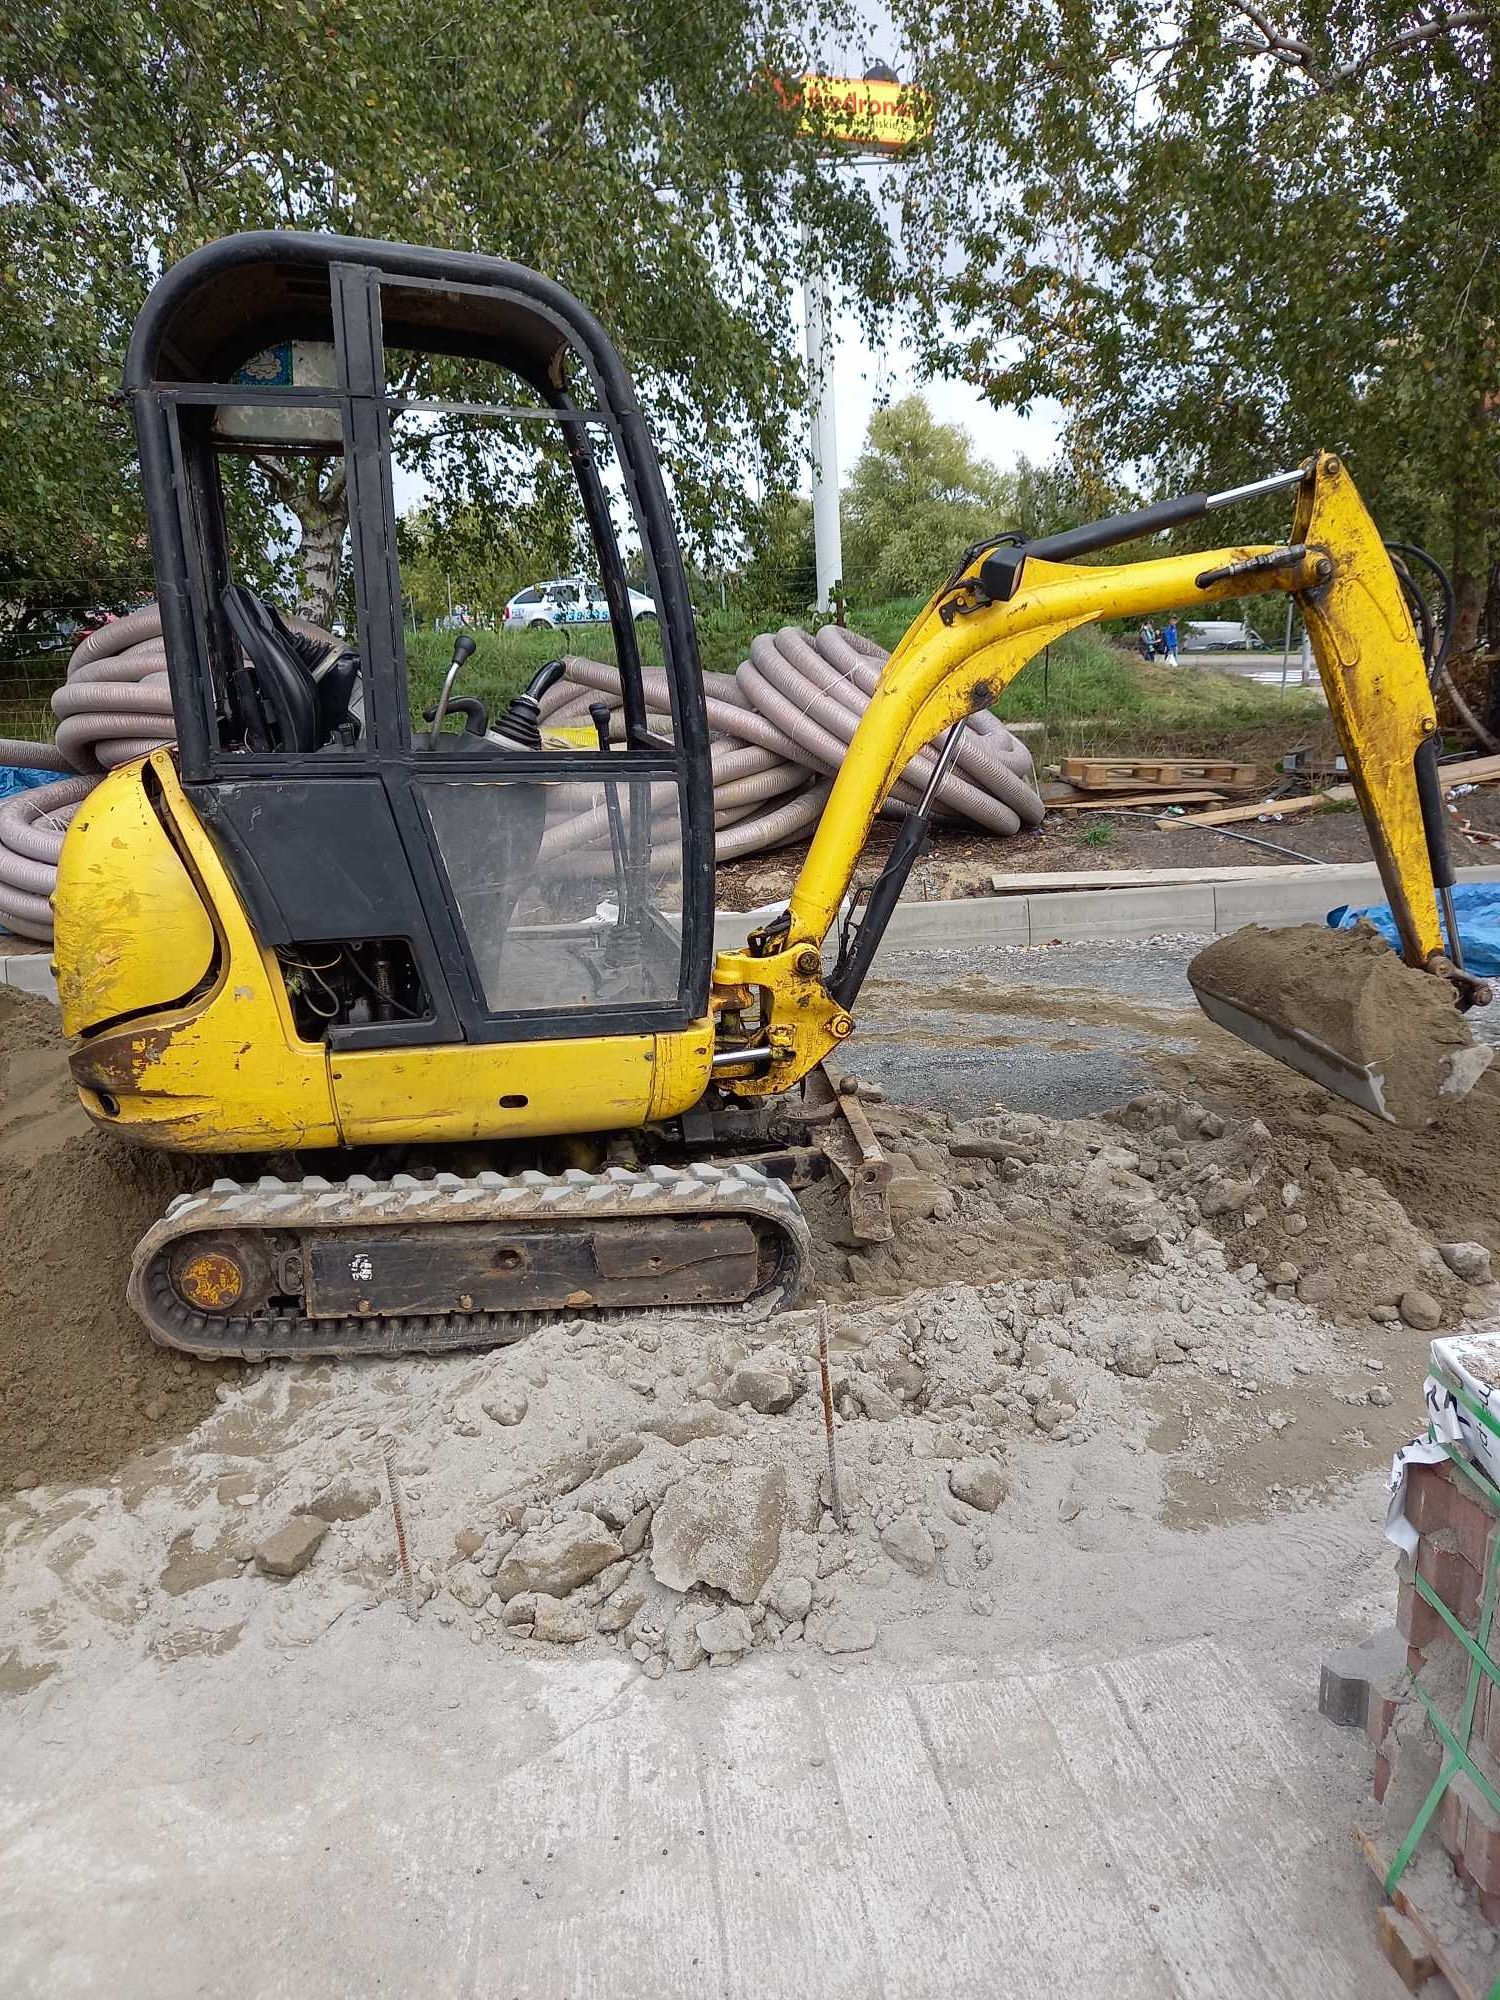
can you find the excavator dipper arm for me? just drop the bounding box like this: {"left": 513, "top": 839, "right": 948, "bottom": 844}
{"left": 711, "top": 450, "right": 1485, "bottom": 1098}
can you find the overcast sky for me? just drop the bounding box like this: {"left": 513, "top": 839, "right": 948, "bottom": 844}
{"left": 817, "top": 296, "right": 1062, "bottom": 488}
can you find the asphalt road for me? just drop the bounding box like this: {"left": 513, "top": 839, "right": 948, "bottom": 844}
{"left": 841, "top": 936, "right": 1208, "bottom": 1119}
{"left": 843, "top": 934, "right": 1500, "bottom": 1120}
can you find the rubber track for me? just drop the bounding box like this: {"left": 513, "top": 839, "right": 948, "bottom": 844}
{"left": 128, "top": 1161, "right": 812, "bottom": 1360}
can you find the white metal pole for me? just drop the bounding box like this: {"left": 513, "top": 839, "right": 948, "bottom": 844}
{"left": 1279, "top": 598, "right": 1293, "bottom": 694}
{"left": 802, "top": 225, "right": 843, "bottom": 615}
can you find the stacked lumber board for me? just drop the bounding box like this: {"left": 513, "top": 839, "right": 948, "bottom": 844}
{"left": 1155, "top": 754, "right": 1500, "bottom": 831}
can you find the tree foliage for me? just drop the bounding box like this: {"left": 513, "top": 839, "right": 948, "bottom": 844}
{"left": 893, "top": 0, "right": 1500, "bottom": 644}
{"left": 842, "top": 394, "right": 1008, "bottom": 596}
{"left": 734, "top": 493, "right": 817, "bottom": 618}
{"left": 840, "top": 395, "right": 1121, "bottom": 598}
{"left": 0, "top": 0, "right": 898, "bottom": 616}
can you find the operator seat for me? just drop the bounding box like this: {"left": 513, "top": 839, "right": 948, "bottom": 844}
{"left": 222, "top": 585, "right": 359, "bottom": 751}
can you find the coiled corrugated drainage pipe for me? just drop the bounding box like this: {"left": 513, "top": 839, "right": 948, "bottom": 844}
{"left": 538, "top": 623, "right": 1041, "bottom": 865}
{"left": 0, "top": 614, "right": 1041, "bottom": 941}
{"left": 0, "top": 605, "right": 323, "bottom": 943}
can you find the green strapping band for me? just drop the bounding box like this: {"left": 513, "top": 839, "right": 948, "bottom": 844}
{"left": 1444, "top": 1439, "right": 1500, "bottom": 1514}
{"left": 1409, "top": 1675, "right": 1500, "bottom": 1822}
{"left": 1387, "top": 1750, "right": 1458, "bottom": 1891}
{"left": 1413, "top": 1573, "right": 1500, "bottom": 1695}
{"left": 1433, "top": 1369, "right": 1500, "bottom": 1449}
{"left": 1386, "top": 1450, "right": 1500, "bottom": 1910}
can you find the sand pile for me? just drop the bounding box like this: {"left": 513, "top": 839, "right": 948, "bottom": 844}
{"left": 0, "top": 990, "right": 226, "bottom": 1489}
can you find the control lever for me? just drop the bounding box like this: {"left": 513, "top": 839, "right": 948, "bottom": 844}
{"left": 591, "top": 700, "right": 630, "bottom": 924}
{"left": 426, "top": 631, "right": 477, "bottom": 748}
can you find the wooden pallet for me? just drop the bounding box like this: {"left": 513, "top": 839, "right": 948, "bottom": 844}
{"left": 1358, "top": 1826, "right": 1498, "bottom": 1999}
{"left": 1059, "top": 754, "right": 1260, "bottom": 793}
{"left": 1040, "top": 783, "right": 1230, "bottom": 812}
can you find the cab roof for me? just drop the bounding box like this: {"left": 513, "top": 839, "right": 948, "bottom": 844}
{"left": 124, "top": 230, "right": 632, "bottom": 404}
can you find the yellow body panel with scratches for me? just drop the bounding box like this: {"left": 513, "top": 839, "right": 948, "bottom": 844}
{"left": 54, "top": 763, "right": 216, "bottom": 1037}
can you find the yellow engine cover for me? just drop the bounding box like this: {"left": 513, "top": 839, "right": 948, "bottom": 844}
{"left": 54, "top": 765, "right": 216, "bottom": 1036}
{"left": 57, "top": 752, "right": 714, "bottom": 1153}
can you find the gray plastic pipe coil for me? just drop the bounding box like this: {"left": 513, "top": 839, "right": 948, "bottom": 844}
{"left": 0, "top": 614, "right": 1041, "bottom": 942}
{"left": 538, "top": 624, "right": 1041, "bottom": 864}
{"left": 0, "top": 605, "right": 325, "bottom": 943}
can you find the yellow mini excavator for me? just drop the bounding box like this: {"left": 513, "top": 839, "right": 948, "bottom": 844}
{"left": 50, "top": 232, "right": 1491, "bottom": 1357}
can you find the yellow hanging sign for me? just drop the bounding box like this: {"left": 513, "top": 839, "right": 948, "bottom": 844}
{"left": 793, "top": 74, "right": 933, "bottom": 154}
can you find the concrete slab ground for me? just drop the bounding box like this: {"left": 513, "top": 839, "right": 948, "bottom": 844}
{"left": 2, "top": 1525, "right": 1404, "bottom": 2000}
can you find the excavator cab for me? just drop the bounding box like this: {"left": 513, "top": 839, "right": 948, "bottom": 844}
{"left": 99, "top": 231, "right": 715, "bottom": 1060}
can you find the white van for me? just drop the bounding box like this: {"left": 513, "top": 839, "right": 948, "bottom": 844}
{"left": 1182, "top": 619, "right": 1265, "bottom": 652}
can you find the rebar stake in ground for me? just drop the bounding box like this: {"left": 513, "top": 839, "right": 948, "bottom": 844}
{"left": 383, "top": 1440, "right": 419, "bottom": 1621}
{"left": 817, "top": 1303, "right": 846, "bottom": 1530}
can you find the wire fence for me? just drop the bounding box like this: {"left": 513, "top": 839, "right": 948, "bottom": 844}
{"left": 0, "top": 573, "right": 157, "bottom": 747}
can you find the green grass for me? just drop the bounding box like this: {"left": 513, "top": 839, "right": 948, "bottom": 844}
{"left": 1077, "top": 819, "right": 1115, "bottom": 847}
{"left": 996, "top": 629, "right": 1335, "bottom": 768}
{"left": 404, "top": 595, "right": 936, "bottom": 712}
{"left": 2, "top": 610, "right": 1336, "bottom": 772}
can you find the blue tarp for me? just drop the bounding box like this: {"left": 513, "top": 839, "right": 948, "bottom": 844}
{"left": 0, "top": 765, "right": 60, "bottom": 801}
{"left": 1329, "top": 882, "right": 1500, "bottom": 978}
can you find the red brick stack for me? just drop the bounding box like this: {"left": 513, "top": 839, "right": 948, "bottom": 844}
{"left": 1373, "top": 1454, "right": 1500, "bottom": 1919}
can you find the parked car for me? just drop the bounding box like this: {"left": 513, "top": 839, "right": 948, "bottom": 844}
{"left": 503, "top": 577, "right": 657, "bottom": 630}
{"left": 1182, "top": 619, "right": 1266, "bottom": 652}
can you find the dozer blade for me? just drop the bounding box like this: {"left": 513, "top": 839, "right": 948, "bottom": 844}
{"left": 1188, "top": 979, "right": 1396, "bottom": 1121}
{"left": 128, "top": 1162, "right": 812, "bottom": 1360}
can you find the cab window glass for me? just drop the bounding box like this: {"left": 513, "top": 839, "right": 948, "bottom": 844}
{"left": 381, "top": 326, "right": 666, "bottom": 747}
{"left": 168, "top": 372, "right": 363, "bottom": 758}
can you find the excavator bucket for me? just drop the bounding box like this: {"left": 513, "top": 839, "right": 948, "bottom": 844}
{"left": 1187, "top": 922, "right": 1493, "bottom": 1128}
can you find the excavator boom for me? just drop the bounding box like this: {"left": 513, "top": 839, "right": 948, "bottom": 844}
{"left": 711, "top": 451, "right": 1490, "bottom": 1120}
